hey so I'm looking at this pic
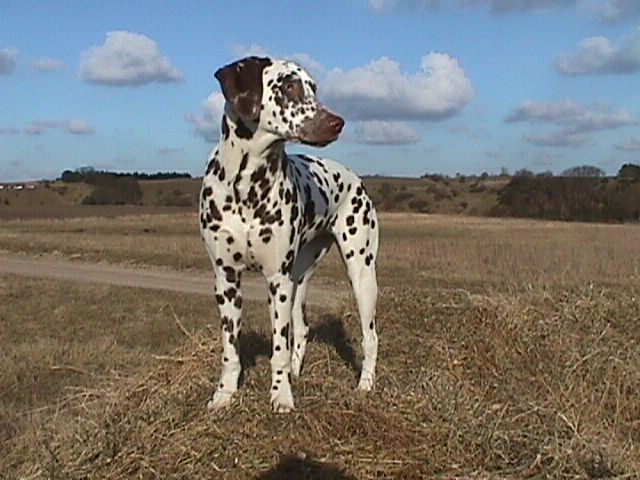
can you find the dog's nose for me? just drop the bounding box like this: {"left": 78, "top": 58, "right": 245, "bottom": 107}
{"left": 329, "top": 115, "right": 345, "bottom": 133}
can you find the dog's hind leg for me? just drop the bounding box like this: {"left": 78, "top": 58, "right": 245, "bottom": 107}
{"left": 333, "top": 192, "right": 379, "bottom": 391}
{"left": 290, "top": 234, "right": 334, "bottom": 377}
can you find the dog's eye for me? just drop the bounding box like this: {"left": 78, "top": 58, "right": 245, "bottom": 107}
{"left": 281, "top": 80, "right": 304, "bottom": 101}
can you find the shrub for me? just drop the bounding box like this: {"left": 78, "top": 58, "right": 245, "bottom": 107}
{"left": 84, "top": 174, "right": 142, "bottom": 205}
{"left": 618, "top": 163, "right": 640, "bottom": 180}
{"left": 491, "top": 176, "right": 640, "bottom": 222}
{"left": 469, "top": 183, "right": 487, "bottom": 193}
{"left": 393, "top": 191, "right": 415, "bottom": 203}
{"left": 160, "top": 191, "right": 193, "bottom": 207}
{"left": 408, "top": 199, "right": 431, "bottom": 212}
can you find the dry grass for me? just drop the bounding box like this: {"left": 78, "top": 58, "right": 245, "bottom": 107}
{"left": 2, "top": 212, "right": 640, "bottom": 478}
{"left": 2, "top": 212, "right": 640, "bottom": 289}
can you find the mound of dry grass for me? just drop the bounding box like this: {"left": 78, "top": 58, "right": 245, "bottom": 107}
{"left": 5, "top": 284, "right": 639, "bottom": 479}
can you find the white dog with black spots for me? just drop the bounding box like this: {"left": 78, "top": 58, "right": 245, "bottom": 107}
{"left": 199, "top": 57, "right": 379, "bottom": 413}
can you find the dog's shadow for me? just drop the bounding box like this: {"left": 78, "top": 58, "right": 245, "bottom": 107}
{"left": 239, "top": 314, "right": 359, "bottom": 380}
{"left": 308, "top": 314, "right": 359, "bottom": 374}
{"left": 256, "top": 454, "right": 355, "bottom": 480}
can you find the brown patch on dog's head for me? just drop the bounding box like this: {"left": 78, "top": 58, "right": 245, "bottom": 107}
{"left": 214, "top": 56, "right": 272, "bottom": 122}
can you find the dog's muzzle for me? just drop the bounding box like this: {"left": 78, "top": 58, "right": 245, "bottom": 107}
{"left": 297, "top": 109, "right": 345, "bottom": 147}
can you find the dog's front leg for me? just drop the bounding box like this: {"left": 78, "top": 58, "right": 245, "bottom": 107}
{"left": 207, "top": 263, "right": 243, "bottom": 411}
{"left": 266, "top": 273, "right": 295, "bottom": 413}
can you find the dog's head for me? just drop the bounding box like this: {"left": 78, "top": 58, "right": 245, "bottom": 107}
{"left": 215, "top": 56, "right": 344, "bottom": 147}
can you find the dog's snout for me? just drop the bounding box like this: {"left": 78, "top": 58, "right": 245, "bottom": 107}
{"left": 329, "top": 115, "right": 345, "bottom": 134}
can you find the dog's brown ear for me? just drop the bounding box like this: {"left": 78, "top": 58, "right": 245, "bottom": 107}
{"left": 215, "top": 56, "right": 272, "bottom": 122}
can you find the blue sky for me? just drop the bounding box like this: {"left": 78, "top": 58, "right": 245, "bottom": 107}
{"left": 1, "top": 0, "right": 640, "bottom": 182}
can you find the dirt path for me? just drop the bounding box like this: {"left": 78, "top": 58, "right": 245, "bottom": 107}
{"left": 0, "top": 252, "right": 345, "bottom": 308}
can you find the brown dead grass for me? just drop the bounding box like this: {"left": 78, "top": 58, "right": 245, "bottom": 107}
{"left": 2, "top": 280, "right": 639, "bottom": 479}
{"left": 1, "top": 212, "right": 640, "bottom": 479}
{"left": 2, "top": 212, "right": 639, "bottom": 289}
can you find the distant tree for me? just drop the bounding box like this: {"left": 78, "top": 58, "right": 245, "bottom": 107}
{"left": 561, "top": 165, "right": 605, "bottom": 178}
{"left": 500, "top": 166, "right": 510, "bottom": 177}
{"left": 618, "top": 163, "right": 640, "bottom": 179}
{"left": 77, "top": 166, "right": 96, "bottom": 176}
{"left": 536, "top": 170, "right": 554, "bottom": 177}
{"left": 514, "top": 168, "right": 534, "bottom": 178}
{"left": 83, "top": 174, "right": 142, "bottom": 205}
{"left": 60, "top": 170, "right": 83, "bottom": 183}
{"left": 60, "top": 167, "right": 192, "bottom": 184}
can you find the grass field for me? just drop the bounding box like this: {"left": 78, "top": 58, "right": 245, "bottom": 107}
{"left": 1, "top": 212, "right": 639, "bottom": 479}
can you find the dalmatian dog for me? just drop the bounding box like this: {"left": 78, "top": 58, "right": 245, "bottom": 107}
{"left": 199, "top": 56, "right": 379, "bottom": 413}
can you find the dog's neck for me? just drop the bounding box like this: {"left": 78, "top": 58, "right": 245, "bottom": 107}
{"left": 220, "top": 111, "right": 285, "bottom": 162}
{"left": 214, "top": 111, "right": 288, "bottom": 205}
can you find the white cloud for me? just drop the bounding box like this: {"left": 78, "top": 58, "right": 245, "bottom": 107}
{"left": 370, "top": 0, "right": 440, "bottom": 13}
{"left": 158, "top": 147, "right": 184, "bottom": 156}
{"left": 0, "top": 47, "right": 18, "bottom": 74}
{"left": 205, "top": 48, "right": 471, "bottom": 145}
{"left": 459, "top": 0, "right": 574, "bottom": 13}
{"left": 506, "top": 99, "right": 636, "bottom": 147}
{"left": 506, "top": 99, "right": 635, "bottom": 131}
{"left": 229, "top": 44, "right": 271, "bottom": 59}
{"left": 524, "top": 131, "right": 590, "bottom": 147}
{"left": 66, "top": 119, "right": 95, "bottom": 134}
{"left": 24, "top": 119, "right": 95, "bottom": 135}
{"left": 555, "top": 28, "right": 640, "bottom": 75}
{"left": 578, "top": 0, "right": 640, "bottom": 22}
{"left": 615, "top": 136, "right": 640, "bottom": 152}
{"left": 32, "top": 57, "right": 65, "bottom": 72}
{"left": 187, "top": 92, "right": 226, "bottom": 142}
{"left": 371, "top": 0, "right": 574, "bottom": 14}
{"left": 228, "top": 45, "right": 326, "bottom": 79}
{"left": 371, "top": 0, "right": 640, "bottom": 21}
{"left": 323, "top": 53, "right": 473, "bottom": 121}
{"left": 350, "top": 121, "right": 421, "bottom": 144}
{"left": 288, "top": 52, "right": 326, "bottom": 79}
{"left": 80, "top": 31, "right": 184, "bottom": 86}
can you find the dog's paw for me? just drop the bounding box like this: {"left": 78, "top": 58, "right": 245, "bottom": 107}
{"left": 270, "top": 382, "right": 295, "bottom": 413}
{"left": 207, "top": 389, "right": 233, "bottom": 412}
{"left": 357, "top": 371, "right": 375, "bottom": 391}
{"left": 291, "top": 351, "right": 304, "bottom": 378}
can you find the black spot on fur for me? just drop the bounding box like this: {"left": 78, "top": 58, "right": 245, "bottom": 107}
{"left": 223, "top": 266, "right": 237, "bottom": 283}
{"left": 209, "top": 200, "right": 222, "bottom": 221}
{"left": 224, "top": 287, "right": 237, "bottom": 302}
{"left": 221, "top": 116, "right": 230, "bottom": 139}
{"left": 365, "top": 253, "right": 374, "bottom": 266}
{"left": 235, "top": 118, "right": 253, "bottom": 139}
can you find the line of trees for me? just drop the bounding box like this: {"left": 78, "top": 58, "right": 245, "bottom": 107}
{"left": 491, "top": 163, "right": 640, "bottom": 222}
{"left": 60, "top": 167, "right": 191, "bottom": 184}
{"left": 422, "top": 163, "right": 640, "bottom": 181}
{"left": 58, "top": 167, "right": 192, "bottom": 205}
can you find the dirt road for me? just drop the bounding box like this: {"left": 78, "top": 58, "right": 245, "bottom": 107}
{"left": 0, "top": 252, "right": 344, "bottom": 308}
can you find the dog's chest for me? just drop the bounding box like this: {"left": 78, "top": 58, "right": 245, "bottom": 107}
{"left": 200, "top": 151, "right": 359, "bottom": 266}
